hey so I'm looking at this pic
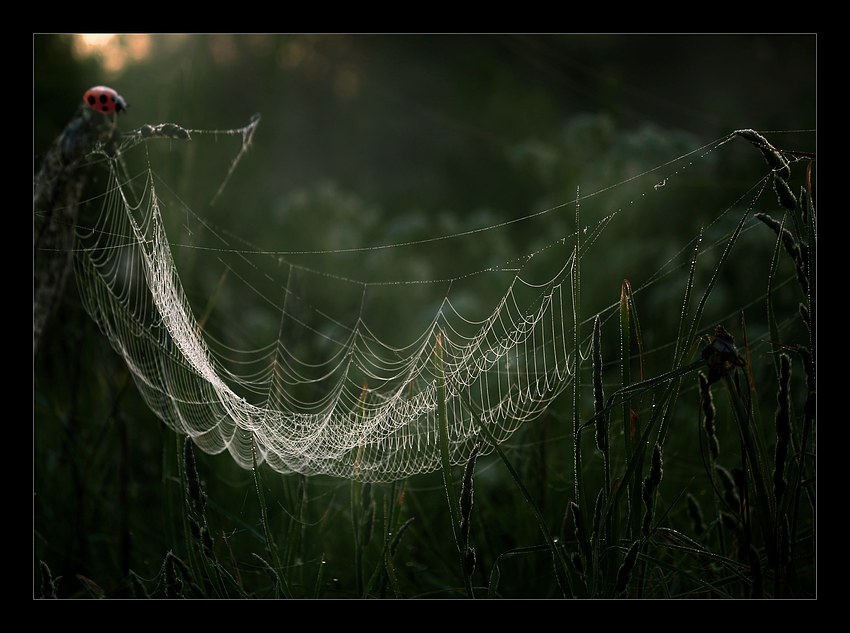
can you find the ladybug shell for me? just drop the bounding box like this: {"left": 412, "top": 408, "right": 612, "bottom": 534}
{"left": 83, "top": 86, "right": 127, "bottom": 114}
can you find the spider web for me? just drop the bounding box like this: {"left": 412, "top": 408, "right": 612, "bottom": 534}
{"left": 69, "top": 118, "right": 795, "bottom": 482}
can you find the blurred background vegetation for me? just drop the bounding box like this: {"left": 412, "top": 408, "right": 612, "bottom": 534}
{"left": 34, "top": 34, "right": 815, "bottom": 598}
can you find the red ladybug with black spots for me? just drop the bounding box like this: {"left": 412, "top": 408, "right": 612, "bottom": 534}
{"left": 83, "top": 86, "right": 127, "bottom": 115}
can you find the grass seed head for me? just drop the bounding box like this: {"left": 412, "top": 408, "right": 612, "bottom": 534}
{"left": 183, "top": 440, "right": 206, "bottom": 517}
{"left": 699, "top": 372, "right": 720, "bottom": 461}
{"left": 464, "top": 546, "right": 476, "bottom": 577}
{"left": 734, "top": 129, "right": 791, "bottom": 180}
{"left": 715, "top": 465, "right": 740, "bottom": 511}
{"left": 647, "top": 443, "right": 663, "bottom": 492}
{"left": 773, "top": 354, "right": 792, "bottom": 503}
{"left": 799, "top": 303, "right": 810, "bottom": 328}
{"left": 164, "top": 551, "right": 183, "bottom": 599}
{"left": 614, "top": 541, "right": 640, "bottom": 596}
{"left": 592, "top": 488, "right": 605, "bottom": 543}
{"left": 755, "top": 213, "right": 799, "bottom": 262}
{"left": 774, "top": 174, "right": 797, "bottom": 211}
{"left": 39, "top": 560, "right": 58, "bottom": 599}
{"left": 720, "top": 510, "right": 739, "bottom": 531}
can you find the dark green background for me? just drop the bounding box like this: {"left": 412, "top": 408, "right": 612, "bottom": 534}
{"left": 34, "top": 34, "right": 815, "bottom": 597}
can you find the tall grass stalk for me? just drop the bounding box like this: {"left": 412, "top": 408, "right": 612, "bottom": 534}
{"left": 251, "top": 437, "right": 291, "bottom": 598}
{"left": 789, "top": 343, "right": 815, "bottom": 543}
{"left": 479, "top": 423, "right": 574, "bottom": 597}
{"left": 619, "top": 281, "right": 640, "bottom": 541}
{"left": 350, "top": 383, "right": 370, "bottom": 596}
{"left": 720, "top": 369, "right": 776, "bottom": 565}
{"left": 764, "top": 215, "right": 786, "bottom": 379}
{"left": 350, "top": 474, "right": 364, "bottom": 596}
{"left": 571, "top": 188, "right": 591, "bottom": 578}
{"left": 434, "top": 332, "right": 474, "bottom": 598}
{"left": 176, "top": 437, "right": 220, "bottom": 597}
{"left": 364, "top": 479, "right": 411, "bottom": 597}
{"left": 663, "top": 208, "right": 749, "bottom": 445}
{"left": 180, "top": 439, "right": 228, "bottom": 597}
{"left": 799, "top": 181, "right": 816, "bottom": 513}
{"left": 592, "top": 315, "right": 609, "bottom": 493}
{"left": 280, "top": 474, "right": 307, "bottom": 593}
{"left": 615, "top": 231, "right": 703, "bottom": 542}
{"left": 803, "top": 179, "right": 816, "bottom": 356}
{"left": 487, "top": 544, "right": 550, "bottom": 598}
{"left": 376, "top": 514, "right": 414, "bottom": 598}
{"left": 590, "top": 313, "right": 617, "bottom": 593}
{"left": 460, "top": 443, "right": 479, "bottom": 578}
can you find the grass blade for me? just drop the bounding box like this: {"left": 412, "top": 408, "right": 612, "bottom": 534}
{"left": 251, "top": 438, "right": 291, "bottom": 598}
{"left": 479, "top": 422, "right": 574, "bottom": 598}
{"left": 434, "top": 332, "right": 474, "bottom": 598}
{"left": 487, "top": 544, "right": 550, "bottom": 598}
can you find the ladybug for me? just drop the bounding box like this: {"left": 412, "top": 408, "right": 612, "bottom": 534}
{"left": 83, "top": 86, "right": 127, "bottom": 115}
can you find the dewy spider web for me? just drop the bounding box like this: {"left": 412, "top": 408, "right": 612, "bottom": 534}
{"left": 72, "top": 119, "right": 757, "bottom": 482}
